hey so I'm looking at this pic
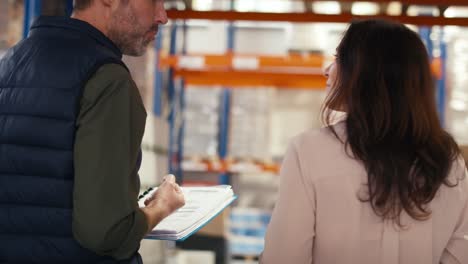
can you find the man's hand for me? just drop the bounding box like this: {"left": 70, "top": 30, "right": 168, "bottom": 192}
{"left": 145, "top": 174, "right": 185, "bottom": 217}
{"left": 140, "top": 175, "right": 185, "bottom": 233}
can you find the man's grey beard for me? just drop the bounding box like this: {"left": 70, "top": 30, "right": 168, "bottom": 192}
{"left": 107, "top": 5, "right": 148, "bottom": 56}
{"left": 109, "top": 30, "right": 147, "bottom": 56}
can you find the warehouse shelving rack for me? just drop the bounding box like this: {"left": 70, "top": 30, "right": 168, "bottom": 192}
{"left": 20, "top": 0, "right": 460, "bottom": 184}
{"left": 160, "top": 2, "right": 459, "bottom": 261}
{"left": 162, "top": 0, "right": 464, "bottom": 185}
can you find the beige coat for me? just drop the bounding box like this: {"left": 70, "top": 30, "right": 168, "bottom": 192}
{"left": 261, "top": 122, "right": 468, "bottom": 264}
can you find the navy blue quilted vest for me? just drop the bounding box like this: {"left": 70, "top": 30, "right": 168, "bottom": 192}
{"left": 0, "top": 17, "right": 138, "bottom": 264}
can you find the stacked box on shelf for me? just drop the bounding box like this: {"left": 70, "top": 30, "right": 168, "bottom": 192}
{"left": 270, "top": 89, "right": 326, "bottom": 157}
{"left": 183, "top": 86, "right": 221, "bottom": 158}
{"left": 447, "top": 28, "right": 468, "bottom": 145}
{"left": 229, "top": 207, "right": 272, "bottom": 257}
{"left": 229, "top": 88, "right": 274, "bottom": 161}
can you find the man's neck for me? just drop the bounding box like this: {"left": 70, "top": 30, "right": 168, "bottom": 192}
{"left": 71, "top": 11, "right": 109, "bottom": 37}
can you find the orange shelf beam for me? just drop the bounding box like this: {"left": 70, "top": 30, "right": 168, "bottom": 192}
{"left": 174, "top": 69, "right": 327, "bottom": 89}
{"left": 167, "top": 10, "right": 468, "bottom": 27}
{"left": 163, "top": 54, "right": 440, "bottom": 88}
{"left": 182, "top": 159, "right": 280, "bottom": 174}
{"left": 160, "top": 54, "right": 325, "bottom": 69}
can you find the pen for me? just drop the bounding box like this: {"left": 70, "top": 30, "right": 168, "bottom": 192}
{"left": 138, "top": 187, "right": 154, "bottom": 200}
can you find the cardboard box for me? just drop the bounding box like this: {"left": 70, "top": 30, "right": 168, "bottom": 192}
{"left": 196, "top": 208, "right": 230, "bottom": 238}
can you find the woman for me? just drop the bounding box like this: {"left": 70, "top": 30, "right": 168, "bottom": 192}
{"left": 261, "top": 20, "right": 468, "bottom": 264}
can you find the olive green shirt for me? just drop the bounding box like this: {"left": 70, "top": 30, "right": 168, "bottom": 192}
{"left": 72, "top": 64, "right": 148, "bottom": 260}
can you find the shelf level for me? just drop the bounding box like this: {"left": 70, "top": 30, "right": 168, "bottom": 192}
{"left": 182, "top": 159, "right": 280, "bottom": 174}
{"left": 160, "top": 52, "right": 442, "bottom": 88}
{"left": 160, "top": 54, "right": 325, "bottom": 69}
{"left": 174, "top": 69, "right": 327, "bottom": 89}
{"left": 167, "top": 10, "right": 468, "bottom": 27}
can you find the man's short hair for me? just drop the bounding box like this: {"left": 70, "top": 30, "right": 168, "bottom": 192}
{"left": 74, "top": 0, "right": 94, "bottom": 11}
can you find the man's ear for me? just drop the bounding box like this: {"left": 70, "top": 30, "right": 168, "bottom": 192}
{"left": 99, "top": 0, "right": 119, "bottom": 12}
{"left": 100, "top": 0, "right": 114, "bottom": 8}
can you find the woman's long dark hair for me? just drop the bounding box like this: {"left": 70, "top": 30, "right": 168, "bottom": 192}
{"left": 323, "top": 20, "right": 461, "bottom": 225}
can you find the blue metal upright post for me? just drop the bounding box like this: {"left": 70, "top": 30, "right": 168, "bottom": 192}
{"left": 419, "top": 26, "right": 447, "bottom": 124}
{"left": 66, "top": 0, "right": 74, "bottom": 16}
{"left": 419, "top": 27, "right": 433, "bottom": 59}
{"left": 22, "top": 0, "right": 31, "bottom": 38}
{"left": 219, "top": 89, "right": 231, "bottom": 161}
{"left": 23, "top": 0, "right": 42, "bottom": 39}
{"left": 437, "top": 29, "right": 447, "bottom": 127}
{"left": 176, "top": 21, "right": 188, "bottom": 183}
{"left": 420, "top": 25, "right": 446, "bottom": 126}
{"left": 153, "top": 31, "right": 164, "bottom": 117}
{"left": 218, "top": 8, "right": 235, "bottom": 185}
{"left": 167, "top": 22, "right": 178, "bottom": 179}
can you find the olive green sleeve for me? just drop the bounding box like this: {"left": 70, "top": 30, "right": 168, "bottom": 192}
{"left": 72, "top": 63, "right": 148, "bottom": 260}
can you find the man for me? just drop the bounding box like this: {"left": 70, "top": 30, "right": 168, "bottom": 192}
{"left": 0, "top": 0, "right": 185, "bottom": 263}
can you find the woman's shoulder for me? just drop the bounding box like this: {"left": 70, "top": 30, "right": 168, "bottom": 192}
{"left": 291, "top": 121, "right": 346, "bottom": 149}
{"left": 288, "top": 121, "right": 360, "bottom": 183}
